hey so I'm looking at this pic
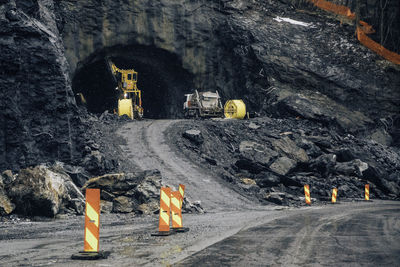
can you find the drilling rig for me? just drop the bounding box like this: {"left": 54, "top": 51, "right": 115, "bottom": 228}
{"left": 107, "top": 59, "right": 143, "bottom": 119}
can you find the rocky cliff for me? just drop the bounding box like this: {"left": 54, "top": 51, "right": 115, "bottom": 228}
{"left": 0, "top": 0, "right": 399, "bottom": 171}
{"left": 0, "top": 0, "right": 79, "bottom": 171}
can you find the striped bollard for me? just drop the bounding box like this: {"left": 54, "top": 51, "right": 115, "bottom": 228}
{"left": 71, "top": 189, "right": 108, "bottom": 260}
{"left": 365, "top": 184, "right": 370, "bottom": 201}
{"left": 331, "top": 188, "right": 338, "bottom": 204}
{"left": 304, "top": 185, "right": 311, "bottom": 205}
{"left": 178, "top": 184, "right": 185, "bottom": 202}
{"left": 171, "top": 189, "right": 189, "bottom": 233}
{"left": 152, "top": 187, "right": 172, "bottom": 236}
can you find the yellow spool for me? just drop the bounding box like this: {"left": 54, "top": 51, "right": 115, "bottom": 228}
{"left": 224, "top": 100, "right": 246, "bottom": 119}
{"left": 118, "top": 99, "right": 133, "bottom": 119}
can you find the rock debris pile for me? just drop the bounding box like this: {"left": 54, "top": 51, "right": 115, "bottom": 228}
{"left": 169, "top": 117, "right": 400, "bottom": 206}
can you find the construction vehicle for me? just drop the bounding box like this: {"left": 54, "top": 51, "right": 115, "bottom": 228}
{"left": 107, "top": 59, "right": 143, "bottom": 119}
{"left": 183, "top": 90, "right": 224, "bottom": 118}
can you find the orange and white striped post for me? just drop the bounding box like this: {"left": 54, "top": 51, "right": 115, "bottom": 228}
{"left": 84, "top": 188, "right": 100, "bottom": 252}
{"left": 72, "top": 188, "right": 107, "bottom": 260}
{"left": 171, "top": 191, "right": 183, "bottom": 229}
{"left": 331, "top": 188, "right": 338, "bottom": 204}
{"left": 304, "top": 185, "right": 311, "bottom": 205}
{"left": 152, "top": 187, "right": 172, "bottom": 236}
{"left": 178, "top": 184, "right": 185, "bottom": 202}
{"left": 365, "top": 184, "right": 370, "bottom": 201}
{"left": 172, "top": 184, "right": 189, "bottom": 232}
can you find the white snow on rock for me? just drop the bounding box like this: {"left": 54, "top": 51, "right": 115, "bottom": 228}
{"left": 273, "top": 16, "right": 314, "bottom": 27}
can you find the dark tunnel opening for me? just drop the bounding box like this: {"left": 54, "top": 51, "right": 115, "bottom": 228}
{"left": 72, "top": 45, "right": 194, "bottom": 119}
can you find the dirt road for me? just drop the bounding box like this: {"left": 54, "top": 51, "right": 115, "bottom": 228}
{"left": 118, "top": 120, "right": 255, "bottom": 211}
{"left": 0, "top": 120, "right": 399, "bottom": 266}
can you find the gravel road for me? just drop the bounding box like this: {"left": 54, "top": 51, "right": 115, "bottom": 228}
{"left": 0, "top": 120, "right": 398, "bottom": 266}
{"left": 118, "top": 120, "right": 255, "bottom": 211}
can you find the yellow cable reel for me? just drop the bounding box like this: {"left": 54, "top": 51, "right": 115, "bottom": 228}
{"left": 224, "top": 100, "right": 246, "bottom": 119}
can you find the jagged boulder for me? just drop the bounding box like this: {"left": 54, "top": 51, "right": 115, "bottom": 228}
{"left": 269, "top": 157, "right": 297, "bottom": 176}
{"left": 235, "top": 141, "right": 279, "bottom": 174}
{"left": 0, "top": 175, "right": 15, "bottom": 215}
{"left": 270, "top": 136, "right": 309, "bottom": 163}
{"left": 7, "top": 164, "right": 84, "bottom": 217}
{"left": 83, "top": 170, "right": 162, "bottom": 214}
{"left": 335, "top": 159, "right": 368, "bottom": 177}
{"left": 183, "top": 130, "right": 204, "bottom": 145}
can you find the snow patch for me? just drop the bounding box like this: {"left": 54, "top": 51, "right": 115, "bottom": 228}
{"left": 274, "top": 16, "right": 313, "bottom": 27}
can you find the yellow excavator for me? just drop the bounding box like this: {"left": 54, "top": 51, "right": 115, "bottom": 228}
{"left": 107, "top": 59, "right": 143, "bottom": 119}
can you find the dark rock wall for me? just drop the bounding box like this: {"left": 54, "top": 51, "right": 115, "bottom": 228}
{"left": 0, "top": 0, "right": 78, "bottom": 171}
{"left": 57, "top": 0, "right": 399, "bottom": 119}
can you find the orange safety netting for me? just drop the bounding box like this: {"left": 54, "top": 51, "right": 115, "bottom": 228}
{"left": 309, "top": 0, "right": 355, "bottom": 19}
{"left": 357, "top": 27, "right": 400, "bottom": 65}
{"left": 308, "top": 0, "right": 400, "bottom": 65}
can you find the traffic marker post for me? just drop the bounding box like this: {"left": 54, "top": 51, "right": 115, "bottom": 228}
{"left": 171, "top": 191, "right": 189, "bottom": 233}
{"left": 304, "top": 185, "right": 311, "bottom": 205}
{"left": 152, "top": 187, "right": 172, "bottom": 236}
{"left": 178, "top": 184, "right": 185, "bottom": 201}
{"left": 365, "top": 184, "right": 370, "bottom": 201}
{"left": 331, "top": 188, "right": 338, "bottom": 204}
{"left": 71, "top": 188, "right": 108, "bottom": 260}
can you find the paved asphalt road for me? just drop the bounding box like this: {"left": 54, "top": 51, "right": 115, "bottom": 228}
{"left": 177, "top": 201, "right": 400, "bottom": 266}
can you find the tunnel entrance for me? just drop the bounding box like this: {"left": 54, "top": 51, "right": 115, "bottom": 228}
{"left": 72, "top": 45, "right": 194, "bottom": 119}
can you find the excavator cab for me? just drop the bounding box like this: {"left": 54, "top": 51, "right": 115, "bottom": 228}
{"left": 107, "top": 59, "right": 143, "bottom": 119}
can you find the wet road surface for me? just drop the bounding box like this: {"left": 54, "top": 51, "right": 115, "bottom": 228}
{"left": 177, "top": 201, "right": 400, "bottom": 266}
{"left": 0, "top": 120, "right": 398, "bottom": 266}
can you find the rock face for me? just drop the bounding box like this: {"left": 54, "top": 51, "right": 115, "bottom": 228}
{"left": 0, "top": 0, "right": 399, "bottom": 171}
{"left": 0, "top": 0, "right": 80, "bottom": 171}
{"left": 276, "top": 91, "right": 373, "bottom": 133}
{"left": 6, "top": 164, "right": 84, "bottom": 216}
{"left": 56, "top": 0, "right": 400, "bottom": 121}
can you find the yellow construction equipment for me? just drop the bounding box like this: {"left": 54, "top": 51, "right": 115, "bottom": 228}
{"left": 224, "top": 100, "right": 246, "bottom": 119}
{"left": 107, "top": 59, "right": 143, "bottom": 119}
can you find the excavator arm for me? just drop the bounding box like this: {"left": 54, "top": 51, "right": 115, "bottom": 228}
{"left": 105, "top": 58, "right": 143, "bottom": 119}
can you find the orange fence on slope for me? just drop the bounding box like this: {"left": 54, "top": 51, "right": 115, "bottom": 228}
{"left": 309, "top": 0, "right": 355, "bottom": 19}
{"left": 308, "top": 0, "right": 400, "bottom": 65}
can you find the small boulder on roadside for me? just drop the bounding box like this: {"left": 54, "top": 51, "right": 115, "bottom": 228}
{"left": 183, "top": 129, "right": 203, "bottom": 145}
{"left": 112, "top": 196, "right": 135, "bottom": 213}
{"left": 248, "top": 122, "right": 260, "bottom": 130}
{"left": 264, "top": 192, "right": 286, "bottom": 205}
